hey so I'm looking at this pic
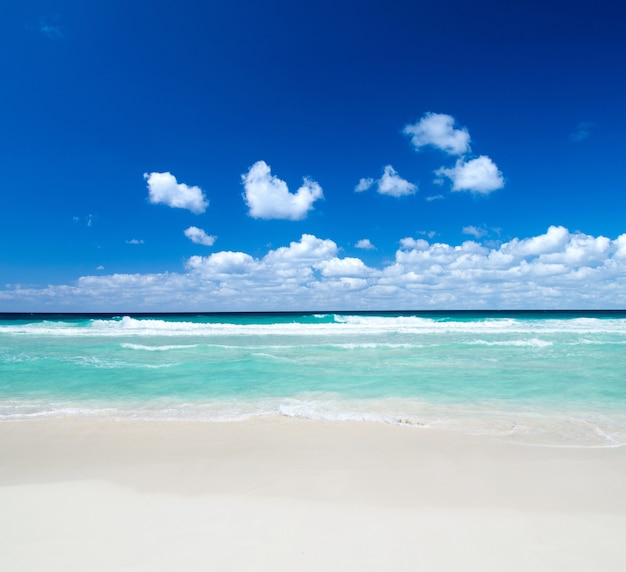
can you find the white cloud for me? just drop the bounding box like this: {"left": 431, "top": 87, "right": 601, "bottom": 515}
{"left": 126, "top": 239, "right": 144, "bottom": 245}
{"left": 403, "top": 113, "right": 505, "bottom": 197}
{"left": 462, "top": 226, "right": 488, "bottom": 239}
{"left": 425, "top": 194, "right": 444, "bottom": 202}
{"left": 145, "top": 172, "right": 209, "bottom": 214}
{"left": 263, "top": 234, "right": 337, "bottom": 268}
{"left": 315, "top": 257, "right": 370, "bottom": 277}
{"left": 403, "top": 112, "right": 471, "bottom": 155}
{"left": 377, "top": 165, "right": 417, "bottom": 197}
{"left": 187, "top": 251, "right": 256, "bottom": 276}
{"left": 242, "top": 161, "right": 323, "bottom": 220}
{"left": 355, "top": 178, "right": 374, "bottom": 192}
{"left": 184, "top": 226, "right": 216, "bottom": 246}
{"left": 399, "top": 237, "right": 430, "bottom": 250}
{"left": 357, "top": 166, "right": 417, "bottom": 197}
{"left": 355, "top": 239, "right": 375, "bottom": 250}
{"left": 417, "top": 230, "right": 437, "bottom": 239}
{"left": 435, "top": 156, "right": 504, "bottom": 195}
{"left": 4, "top": 228, "right": 626, "bottom": 311}
{"left": 502, "top": 225, "right": 569, "bottom": 257}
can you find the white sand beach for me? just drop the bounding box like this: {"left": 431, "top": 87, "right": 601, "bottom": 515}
{"left": 1, "top": 417, "right": 625, "bottom": 571}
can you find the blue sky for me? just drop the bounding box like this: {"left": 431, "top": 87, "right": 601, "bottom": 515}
{"left": 2, "top": 0, "right": 626, "bottom": 311}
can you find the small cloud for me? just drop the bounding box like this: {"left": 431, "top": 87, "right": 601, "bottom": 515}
{"left": 358, "top": 166, "right": 417, "bottom": 198}
{"left": 184, "top": 226, "right": 216, "bottom": 246}
{"left": 242, "top": 161, "right": 323, "bottom": 220}
{"left": 403, "top": 112, "right": 471, "bottom": 156}
{"left": 570, "top": 121, "right": 595, "bottom": 142}
{"left": 126, "top": 239, "right": 144, "bottom": 245}
{"left": 355, "top": 239, "right": 376, "bottom": 250}
{"left": 435, "top": 156, "right": 504, "bottom": 195}
{"left": 399, "top": 237, "right": 430, "bottom": 250}
{"left": 417, "top": 230, "right": 437, "bottom": 239}
{"left": 96, "top": 265, "right": 104, "bottom": 271}
{"left": 73, "top": 215, "right": 94, "bottom": 226}
{"left": 377, "top": 165, "right": 417, "bottom": 197}
{"left": 425, "top": 194, "right": 444, "bottom": 202}
{"left": 462, "top": 225, "right": 488, "bottom": 239}
{"left": 355, "top": 177, "right": 374, "bottom": 193}
{"left": 145, "top": 172, "right": 209, "bottom": 214}
{"left": 39, "top": 19, "right": 64, "bottom": 40}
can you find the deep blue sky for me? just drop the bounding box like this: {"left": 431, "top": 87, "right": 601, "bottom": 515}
{"left": 2, "top": 0, "right": 626, "bottom": 310}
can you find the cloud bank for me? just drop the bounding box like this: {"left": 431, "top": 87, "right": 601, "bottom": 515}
{"left": 145, "top": 172, "right": 209, "bottom": 214}
{"left": 242, "top": 161, "right": 323, "bottom": 220}
{"left": 3, "top": 227, "right": 626, "bottom": 311}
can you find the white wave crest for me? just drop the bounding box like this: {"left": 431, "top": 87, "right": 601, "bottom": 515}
{"left": 469, "top": 338, "right": 553, "bottom": 348}
{"left": 1, "top": 314, "right": 626, "bottom": 339}
{"left": 121, "top": 343, "right": 199, "bottom": 351}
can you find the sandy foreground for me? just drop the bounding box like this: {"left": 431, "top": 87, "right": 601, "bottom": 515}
{"left": 1, "top": 417, "right": 625, "bottom": 571}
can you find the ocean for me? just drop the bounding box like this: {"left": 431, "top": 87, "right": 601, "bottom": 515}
{"left": 1, "top": 311, "right": 625, "bottom": 447}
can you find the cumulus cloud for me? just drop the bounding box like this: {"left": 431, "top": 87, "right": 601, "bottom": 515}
{"left": 263, "top": 234, "right": 338, "bottom": 266}
{"left": 356, "top": 166, "right": 417, "bottom": 197}
{"left": 242, "top": 161, "right": 323, "bottom": 220}
{"left": 403, "top": 112, "right": 471, "bottom": 155}
{"left": 4, "top": 227, "right": 626, "bottom": 311}
{"left": 377, "top": 165, "right": 417, "bottom": 197}
{"left": 402, "top": 112, "right": 506, "bottom": 197}
{"left": 355, "top": 178, "right": 374, "bottom": 192}
{"left": 501, "top": 225, "right": 569, "bottom": 257}
{"left": 145, "top": 172, "right": 209, "bottom": 214}
{"left": 187, "top": 251, "right": 256, "bottom": 275}
{"left": 126, "top": 239, "right": 144, "bottom": 245}
{"left": 355, "top": 239, "right": 375, "bottom": 250}
{"left": 315, "top": 257, "right": 370, "bottom": 277}
{"left": 435, "top": 156, "right": 504, "bottom": 194}
{"left": 184, "top": 226, "right": 216, "bottom": 246}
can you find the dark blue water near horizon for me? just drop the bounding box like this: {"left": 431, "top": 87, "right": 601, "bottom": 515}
{"left": 2, "top": 309, "right": 626, "bottom": 322}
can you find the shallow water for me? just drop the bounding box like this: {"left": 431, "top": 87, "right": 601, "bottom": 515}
{"left": 1, "top": 311, "right": 625, "bottom": 446}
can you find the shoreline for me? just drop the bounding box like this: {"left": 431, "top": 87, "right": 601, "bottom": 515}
{"left": 3, "top": 405, "right": 625, "bottom": 449}
{"left": 2, "top": 416, "right": 626, "bottom": 570}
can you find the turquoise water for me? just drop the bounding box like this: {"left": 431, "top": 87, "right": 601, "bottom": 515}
{"left": 1, "top": 311, "right": 626, "bottom": 446}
